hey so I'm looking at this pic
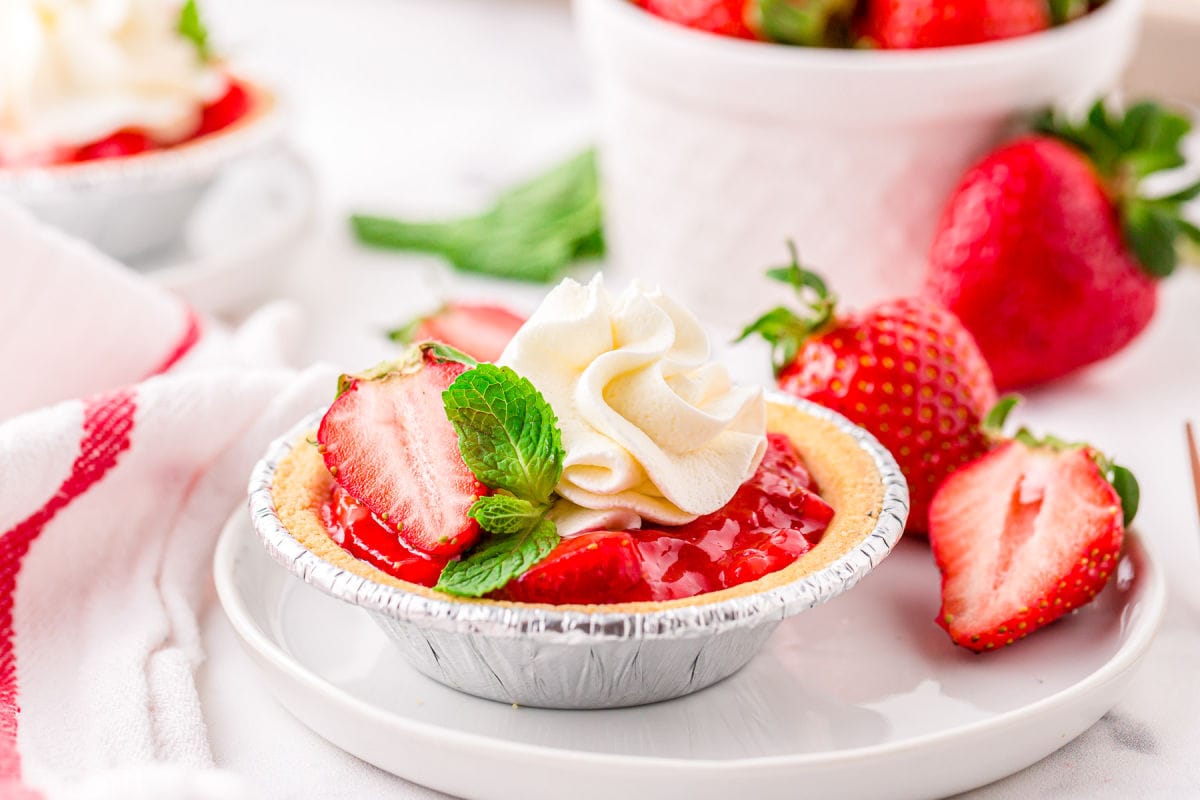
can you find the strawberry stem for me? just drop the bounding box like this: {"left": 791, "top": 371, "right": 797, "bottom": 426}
{"left": 736, "top": 242, "right": 838, "bottom": 376}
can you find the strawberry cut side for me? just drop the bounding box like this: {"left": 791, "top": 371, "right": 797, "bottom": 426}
{"left": 318, "top": 352, "right": 487, "bottom": 557}
{"left": 929, "top": 441, "right": 1125, "bottom": 652}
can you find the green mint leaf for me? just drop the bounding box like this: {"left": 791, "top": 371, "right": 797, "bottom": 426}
{"left": 435, "top": 518, "right": 559, "bottom": 597}
{"left": 467, "top": 495, "right": 544, "bottom": 535}
{"left": 350, "top": 150, "right": 603, "bottom": 284}
{"left": 442, "top": 364, "right": 564, "bottom": 504}
{"left": 1106, "top": 463, "right": 1140, "bottom": 527}
{"left": 178, "top": 0, "right": 211, "bottom": 61}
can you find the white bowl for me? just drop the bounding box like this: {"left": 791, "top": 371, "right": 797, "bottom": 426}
{"left": 0, "top": 82, "right": 284, "bottom": 262}
{"left": 574, "top": 0, "right": 1143, "bottom": 321}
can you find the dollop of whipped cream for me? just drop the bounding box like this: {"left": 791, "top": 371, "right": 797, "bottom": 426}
{"left": 0, "top": 0, "right": 227, "bottom": 161}
{"left": 499, "top": 276, "right": 767, "bottom": 536}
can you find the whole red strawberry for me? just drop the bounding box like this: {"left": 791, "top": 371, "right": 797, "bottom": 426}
{"left": 739, "top": 245, "right": 997, "bottom": 533}
{"left": 929, "top": 397, "right": 1139, "bottom": 652}
{"left": 926, "top": 101, "right": 1200, "bottom": 389}
{"left": 859, "top": 0, "right": 1049, "bottom": 48}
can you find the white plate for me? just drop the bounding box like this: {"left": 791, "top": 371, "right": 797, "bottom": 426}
{"left": 138, "top": 149, "right": 317, "bottom": 316}
{"left": 214, "top": 510, "right": 1165, "bottom": 800}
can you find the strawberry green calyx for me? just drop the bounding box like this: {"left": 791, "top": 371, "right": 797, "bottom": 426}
{"left": 1047, "top": 0, "right": 1105, "bottom": 25}
{"left": 736, "top": 242, "right": 837, "bottom": 376}
{"left": 335, "top": 342, "right": 477, "bottom": 398}
{"left": 981, "top": 394, "right": 1140, "bottom": 525}
{"left": 1035, "top": 99, "right": 1200, "bottom": 278}
{"left": 753, "top": 0, "right": 858, "bottom": 46}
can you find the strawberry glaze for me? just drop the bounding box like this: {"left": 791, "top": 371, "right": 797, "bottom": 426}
{"left": 1, "top": 79, "right": 254, "bottom": 167}
{"left": 321, "top": 433, "right": 835, "bottom": 604}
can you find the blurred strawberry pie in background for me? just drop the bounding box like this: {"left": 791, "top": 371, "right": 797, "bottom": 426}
{"left": 0, "top": 0, "right": 310, "bottom": 291}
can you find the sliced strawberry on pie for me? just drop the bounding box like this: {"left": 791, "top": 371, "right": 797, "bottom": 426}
{"left": 929, "top": 434, "right": 1136, "bottom": 652}
{"left": 391, "top": 302, "right": 526, "bottom": 364}
{"left": 318, "top": 347, "right": 487, "bottom": 557}
{"left": 500, "top": 531, "right": 651, "bottom": 605}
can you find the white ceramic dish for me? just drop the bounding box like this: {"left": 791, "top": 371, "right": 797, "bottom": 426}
{"left": 140, "top": 149, "right": 317, "bottom": 316}
{"left": 574, "top": 0, "right": 1143, "bottom": 321}
{"left": 0, "top": 82, "right": 284, "bottom": 262}
{"left": 214, "top": 507, "right": 1165, "bottom": 800}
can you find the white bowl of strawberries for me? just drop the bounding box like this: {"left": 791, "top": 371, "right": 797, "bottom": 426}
{"left": 574, "top": 0, "right": 1143, "bottom": 320}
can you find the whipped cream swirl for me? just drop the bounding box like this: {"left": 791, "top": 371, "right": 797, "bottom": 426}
{"left": 500, "top": 276, "right": 767, "bottom": 535}
{"left": 0, "top": 0, "right": 227, "bottom": 161}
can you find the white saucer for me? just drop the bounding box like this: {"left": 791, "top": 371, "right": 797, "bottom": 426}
{"left": 214, "top": 510, "right": 1165, "bottom": 800}
{"left": 137, "top": 150, "right": 317, "bottom": 316}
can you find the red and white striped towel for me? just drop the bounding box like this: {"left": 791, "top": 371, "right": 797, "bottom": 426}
{"left": 0, "top": 201, "right": 332, "bottom": 799}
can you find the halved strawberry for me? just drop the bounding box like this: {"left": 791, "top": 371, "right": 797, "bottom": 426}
{"left": 499, "top": 531, "right": 650, "bottom": 605}
{"left": 390, "top": 302, "right": 526, "bottom": 364}
{"left": 318, "top": 346, "right": 487, "bottom": 557}
{"left": 929, "top": 409, "right": 1138, "bottom": 652}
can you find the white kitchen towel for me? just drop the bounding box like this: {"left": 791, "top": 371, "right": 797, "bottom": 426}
{"left": 0, "top": 200, "right": 333, "bottom": 799}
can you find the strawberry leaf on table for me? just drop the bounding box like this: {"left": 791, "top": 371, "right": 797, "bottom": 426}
{"left": 178, "top": 0, "right": 211, "bottom": 61}
{"left": 436, "top": 363, "right": 566, "bottom": 597}
{"left": 435, "top": 518, "right": 559, "bottom": 597}
{"left": 1034, "top": 99, "right": 1199, "bottom": 278}
{"left": 351, "top": 150, "right": 604, "bottom": 284}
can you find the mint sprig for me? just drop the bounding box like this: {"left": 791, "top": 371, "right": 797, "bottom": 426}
{"left": 436, "top": 519, "right": 559, "bottom": 597}
{"left": 435, "top": 364, "right": 565, "bottom": 597}
{"left": 178, "top": 0, "right": 211, "bottom": 61}
{"left": 442, "top": 364, "right": 564, "bottom": 504}
{"left": 350, "top": 150, "right": 603, "bottom": 284}
{"left": 467, "top": 495, "right": 543, "bottom": 534}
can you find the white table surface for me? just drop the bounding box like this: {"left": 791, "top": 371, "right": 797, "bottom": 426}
{"left": 195, "top": 1, "right": 1200, "bottom": 796}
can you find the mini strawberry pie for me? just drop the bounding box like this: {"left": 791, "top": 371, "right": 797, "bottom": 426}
{"left": 269, "top": 277, "right": 898, "bottom": 610}
{"left": 0, "top": 0, "right": 257, "bottom": 169}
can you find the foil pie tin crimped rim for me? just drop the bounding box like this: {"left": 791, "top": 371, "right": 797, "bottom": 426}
{"left": 248, "top": 392, "right": 909, "bottom": 643}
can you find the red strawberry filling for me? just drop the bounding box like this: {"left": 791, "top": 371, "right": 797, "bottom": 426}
{"left": 0, "top": 78, "right": 254, "bottom": 168}
{"left": 322, "top": 432, "right": 835, "bottom": 604}
{"left": 323, "top": 484, "right": 449, "bottom": 586}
